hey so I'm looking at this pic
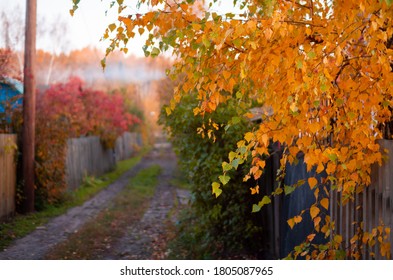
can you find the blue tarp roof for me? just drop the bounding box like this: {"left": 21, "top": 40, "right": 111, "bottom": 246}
{"left": 0, "top": 77, "right": 23, "bottom": 113}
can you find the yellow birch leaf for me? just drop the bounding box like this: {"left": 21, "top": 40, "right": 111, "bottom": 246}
{"left": 222, "top": 70, "right": 231, "bottom": 80}
{"left": 307, "top": 233, "right": 316, "bottom": 242}
{"left": 294, "top": 215, "right": 302, "bottom": 224}
{"left": 314, "top": 188, "right": 319, "bottom": 200}
{"left": 264, "top": 28, "right": 273, "bottom": 40}
{"left": 309, "top": 122, "right": 319, "bottom": 134}
{"left": 165, "top": 107, "right": 172, "bottom": 116}
{"left": 310, "top": 205, "right": 320, "bottom": 219}
{"left": 257, "top": 160, "right": 266, "bottom": 169}
{"left": 314, "top": 216, "right": 321, "bottom": 228}
{"left": 192, "top": 23, "right": 201, "bottom": 31}
{"left": 381, "top": 243, "right": 390, "bottom": 257}
{"left": 245, "top": 132, "right": 254, "bottom": 142}
{"left": 316, "top": 162, "right": 325, "bottom": 173}
{"left": 250, "top": 185, "right": 259, "bottom": 194}
{"left": 288, "top": 218, "right": 295, "bottom": 229}
{"left": 320, "top": 198, "right": 329, "bottom": 210}
{"left": 326, "top": 162, "right": 336, "bottom": 174}
{"left": 335, "top": 47, "right": 343, "bottom": 66}
{"left": 208, "top": 101, "right": 217, "bottom": 111}
{"left": 261, "top": 133, "right": 269, "bottom": 147}
{"left": 290, "top": 102, "right": 298, "bottom": 112}
{"left": 212, "top": 182, "right": 222, "bottom": 198}
{"left": 308, "top": 177, "right": 318, "bottom": 189}
{"left": 334, "top": 235, "right": 343, "bottom": 244}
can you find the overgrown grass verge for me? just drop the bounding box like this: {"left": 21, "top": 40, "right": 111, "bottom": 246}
{"left": 0, "top": 152, "right": 147, "bottom": 251}
{"left": 45, "top": 165, "right": 161, "bottom": 259}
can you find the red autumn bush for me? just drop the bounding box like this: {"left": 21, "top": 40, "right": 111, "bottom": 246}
{"left": 38, "top": 76, "right": 140, "bottom": 145}
{"left": 34, "top": 76, "right": 141, "bottom": 206}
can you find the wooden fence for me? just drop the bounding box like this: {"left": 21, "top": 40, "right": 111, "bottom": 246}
{"left": 114, "top": 132, "right": 139, "bottom": 162}
{"left": 0, "top": 134, "right": 16, "bottom": 220}
{"left": 0, "top": 132, "right": 141, "bottom": 218}
{"left": 263, "top": 141, "right": 393, "bottom": 259}
{"left": 330, "top": 140, "right": 393, "bottom": 259}
{"left": 66, "top": 132, "right": 141, "bottom": 190}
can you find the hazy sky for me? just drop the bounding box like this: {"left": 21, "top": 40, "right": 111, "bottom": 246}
{"left": 0, "top": 0, "right": 148, "bottom": 56}
{"left": 0, "top": 0, "right": 236, "bottom": 57}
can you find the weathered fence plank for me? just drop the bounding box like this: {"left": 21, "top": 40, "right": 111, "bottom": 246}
{"left": 330, "top": 140, "right": 393, "bottom": 259}
{"left": 66, "top": 136, "right": 115, "bottom": 190}
{"left": 114, "top": 132, "right": 138, "bottom": 162}
{"left": 66, "top": 132, "right": 141, "bottom": 190}
{"left": 0, "top": 134, "right": 17, "bottom": 219}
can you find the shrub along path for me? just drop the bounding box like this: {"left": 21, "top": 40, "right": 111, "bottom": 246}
{"left": 0, "top": 142, "right": 189, "bottom": 260}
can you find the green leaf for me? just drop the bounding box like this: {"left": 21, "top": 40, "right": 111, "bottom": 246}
{"left": 274, "top": 187, "right": 283, "bottom": 195}
{"left": 335, "top": 249, "right": 346, "bottom": 260}
{"left": 142, "top": 45, "right": 150, "bottom": 57}
{"left": 252, "top": 204, "right": 261, "bottom": 213}
{"left": 327, "top": 153, "right": 338, "bottom": 163}
{"left": 233, "top": 38, "right": 242, "bottom": 47}
{"left": 231, "top": 116, "right": 241, "bottom": 125}
{"left": 219, "top": 175, "right": 230, "bottom": 185}
{"left": 100, "top": 58, "right": 106, "bottom": 69}
{"left": 228, "top": 151, "right": 237, "bottom": 162}
{"left": 296, "top": 60, "right": 303, "bottom": 69}
{"left": 336, "top": 98, "right": 344, "bottom": 106}
{"left": 347, "top": 111, "right": 356, "bottom": 120}
{"left": 320, "top": 84, "right": 327, "bottom": 92}
{"left": 284, "top": 185, "right": 296, "bottom": 195}
{"left": 385, "top": 0, "right": 392, "bottom": 6}
{"left": 212, "top": 182, "right": 222, "bottom": 198}
{"left": 202, "top": 36, "right": 211, "bottom": 48}
{"left": 231, "top": 158, "right": 240, "bottom": 169}
{"left": 222, "top": 161, "right": 232, "bottom": 172}
{"left": 239, "top": 146, "right": 247, "bottom": 155}
{"left": 109, "top": 23, "right": 116, "bottom": 32}
{"left": 307, "top": 51, "right": 316, "bottom": 59}
{"left": 258, "top": 195, "right": 271, "bottom": 207}
{"left": 151, "top": 47, "right": 160, "bottom": 57}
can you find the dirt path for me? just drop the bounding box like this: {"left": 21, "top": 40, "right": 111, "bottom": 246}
{"left": 103, "top": 145, "right": 187, "bottom": 259}
{"left": 0, "top": 143, "right": 189, "bottom": 260}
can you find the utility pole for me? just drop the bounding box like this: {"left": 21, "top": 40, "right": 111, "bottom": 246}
{"left": 22, "top": 0, "right": 37, "bottom": 213}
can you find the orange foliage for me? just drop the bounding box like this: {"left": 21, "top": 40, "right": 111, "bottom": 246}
{"left": 72, "top": 0, "right": 393, "bottom": 258}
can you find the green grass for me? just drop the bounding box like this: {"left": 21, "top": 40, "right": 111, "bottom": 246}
{"left": 69, "top": 154, "right": 144, "bottom": 206}
{"left": 46, "top": 165, "right": 162, "bottom": 259}
{"left": 170, "top": 169, "right": 192, "bottom": 190}
{"left": 0, "top": 153, "right": 146, "bottom": 251}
